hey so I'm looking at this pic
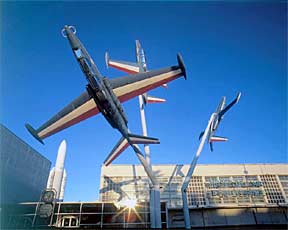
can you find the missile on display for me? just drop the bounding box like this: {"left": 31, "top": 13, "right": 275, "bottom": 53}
{"left": 47, "top": 140, "right": 67, "bottom": 201}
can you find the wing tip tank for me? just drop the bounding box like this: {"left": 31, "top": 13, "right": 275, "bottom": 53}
{"left": 25, "top": 123, "right": 44, "bottom": 144}
{"left": 177, "top": 53, "right": 187, "bottom": 80}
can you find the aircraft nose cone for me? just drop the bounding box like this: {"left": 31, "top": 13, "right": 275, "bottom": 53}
{"left": 62, "top": 25, "right": 72, "bottom": 38}
{"left": 63, "top": 25, "right": 80, "bottom": 50}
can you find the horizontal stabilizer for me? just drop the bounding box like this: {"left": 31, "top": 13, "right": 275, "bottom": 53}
{"left": 105, "top": 52, "right": 139, "bottom": 74}
{"left": 25, "top": 123, "right": 44, "bottom": 144}
{"left": 142, "top": 94, "right": 166, "bottom": 105}
{"left": 104, "top": 137, "right": 129, "bottom": 166}
{"left": 146, "top": 96, "right": 166, "bottom": 104}
{"left": 128, "top": 133, "right": 160, "bottom": 145}
{"left": 209, "top": 136, "right": 228, "bottom": 142}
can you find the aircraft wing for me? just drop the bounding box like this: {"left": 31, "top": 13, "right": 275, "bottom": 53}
{"left": 219, "top": 92, "right": 241, "bottom": 118}
{"left": 26, "top": 92, "right": 99, "bottom": 143}
{"left": 111, "top": 54, "right": 186, "bottom": 103}
{"left": 26, "top": 54, "right": 186, "bottom": 144}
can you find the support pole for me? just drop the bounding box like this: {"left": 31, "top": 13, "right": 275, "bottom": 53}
{"left": 181, "top": 113, "right": 216, "bottom": 229}
{"left": 150, "top": 187, "right": 155, "bottom": 228}
{"left": 132, "top": 145, "right": 162, "bottom": 228}
{"left": 138, "top": 95, "right": 162, "bottom": 227}
{"left": 138, "top": 95, "right": 151, "bottom": 166}
{"left": 153, "top": 185, "right": 162, "bottom": 228}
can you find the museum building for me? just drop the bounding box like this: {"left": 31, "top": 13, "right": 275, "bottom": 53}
{"left": 4, "top": 162, "right": 288, "bottom": 228}
{"left": 99, "top": 164, "right": 288, "bottom": 228}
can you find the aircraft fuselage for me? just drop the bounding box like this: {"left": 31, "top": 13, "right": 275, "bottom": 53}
{"left": 64, "top": 26, "right": 129, "bottom": 138}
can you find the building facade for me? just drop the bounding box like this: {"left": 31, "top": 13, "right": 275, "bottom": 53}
{"left": 5, "top": 163, "right": 288, "bottom": 229}
{"left": 0, "top": 124, "right": 51, "bottom": 204}
{"left": 100, "top": 164, "right": 288, "bottom": 228}
{"left": 100, "top": 164, "right": 288, "bottom": 208}
{"left": 14, "top": 201, "right": 167, "bottom": 229}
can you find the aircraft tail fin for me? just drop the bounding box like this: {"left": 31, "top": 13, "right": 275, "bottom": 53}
{"left": 128, "top": 133, "right": 160, "bottom": 145}
{"left": 25, "top": 123, "right": 44, "bottom": 144}
{"left": 104, "top": 137, "right": 129, "bottom": 166}
{"left": 105, "top": 51, "right": 139, "bottom": 74}
{"left": 177, "top": 53, "right": 187, "bottom": 80}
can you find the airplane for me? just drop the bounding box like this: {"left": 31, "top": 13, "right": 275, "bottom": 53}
{"left": 105, "top": 40, "right": 167, "bottom": 107}
{"left": 199, "top": 92, "right": 241, "bottom": 151}
{"left": 25, "top": 25, "right": 186, "bottom": 166}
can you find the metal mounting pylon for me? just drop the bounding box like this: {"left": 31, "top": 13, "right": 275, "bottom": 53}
{"left": 181, "top": 113, "right": 216, "bottom": 229}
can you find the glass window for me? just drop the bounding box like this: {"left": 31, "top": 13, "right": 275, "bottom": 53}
{"left": 59, "top": 204, "right": 80, "bottom": 213}
{"left": 187, "top": 176, "right": 206, "bottom": 206}
{"left": 82, "top": 203, "right": 102, "bottom": 213}
{"left": 74, "top": 49, "right": 83, "bottom": 58}
{"left": 63, "top": 218, "right": 69, "bottom": 227}
{"left": 103, "top": 203, "right": 118, "bottom": 213}
{"left": 260, "top": 175, "right": 286, "bottom": 204}
{"left": 81, "top": 214, "right": 101, "bottom": 225}
{"left": 71, "top": 218, "right": 77, "bottom": 226}
{"left": 278, "top": 175, "right": 288, "bottom": 199}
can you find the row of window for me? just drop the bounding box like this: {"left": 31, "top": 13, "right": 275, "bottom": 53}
{"left": 100, "top": 174, "right": 288, "bottom": 206}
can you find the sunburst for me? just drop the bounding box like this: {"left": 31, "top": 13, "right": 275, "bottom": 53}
{"left": 113, "top": 199, "right": 144, "bottom": 224}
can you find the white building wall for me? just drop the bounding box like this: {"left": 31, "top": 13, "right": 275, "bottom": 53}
{"left": 100, "top": 164, "right": 288, "bottom": 208}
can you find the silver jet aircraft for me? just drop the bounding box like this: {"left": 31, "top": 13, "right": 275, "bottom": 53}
{"left": 199, "top": 92, "right": 241, "bottom": 151}
{"left": 26, "top": 26, "right": 186, "bottom": 164}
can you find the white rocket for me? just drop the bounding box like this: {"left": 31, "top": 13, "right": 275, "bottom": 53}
{"left": 47, "top": 140, "right": 67, "bottom": 201}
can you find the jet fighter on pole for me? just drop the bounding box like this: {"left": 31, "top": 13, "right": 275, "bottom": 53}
{"left": 199, "top": 92, "right": 241, "bottom": 151}
{"left": 26, "top": 26, "right": 186, "bottom": 165}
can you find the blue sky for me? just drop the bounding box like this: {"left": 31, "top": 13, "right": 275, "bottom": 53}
{"left": 1, "top": 2, "right": 287, "bottom": 201}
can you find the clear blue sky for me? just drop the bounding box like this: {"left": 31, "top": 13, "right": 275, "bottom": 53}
{"left": 1, "top": 2, "right": 287, "bottom": 201}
